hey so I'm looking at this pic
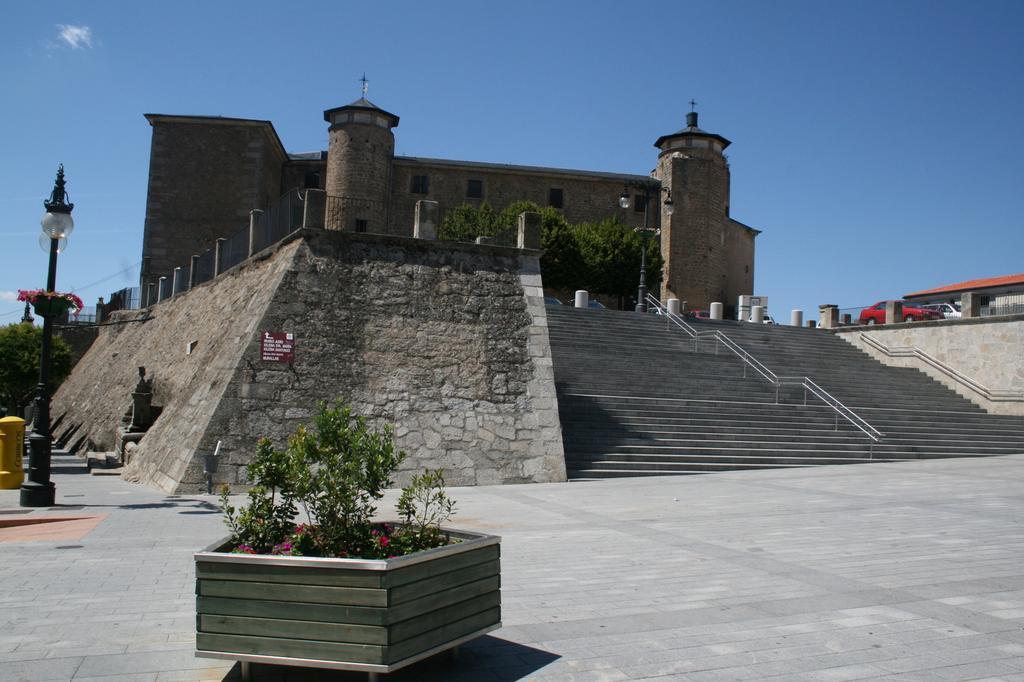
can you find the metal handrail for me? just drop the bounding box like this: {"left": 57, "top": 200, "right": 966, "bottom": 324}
{"left": 646, "top": 294, "right": 883, "bottom": 444}
{"left": 857, "top": 333, "right": 1024, "bottom": 402}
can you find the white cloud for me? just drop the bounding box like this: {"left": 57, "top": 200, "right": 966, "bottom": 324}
{"left": 0, "top": 291, "right": 19, "bottom": 302}
{"left": 55, "top": 24, "right": 93, "bottom": 50}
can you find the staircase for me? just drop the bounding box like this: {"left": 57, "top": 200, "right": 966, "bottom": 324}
{"left": 547, "top": 305, "right": 1024, "bottom": 479}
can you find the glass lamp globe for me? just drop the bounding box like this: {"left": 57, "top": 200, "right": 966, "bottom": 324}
{"left": 618, "top": 193, "right": 630, "bottom": 209}
{"left": 41, "top": 211, "right": 74, "bottom": 239}
{"left": 39, "top": 233, "right": 68, "bottom": 254}
{"left": 664, "top": 202, "right": 674, "bottom": 216}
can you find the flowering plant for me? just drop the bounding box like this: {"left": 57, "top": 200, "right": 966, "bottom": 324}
{"left": 17, "top": 289, "right": 84, "bottom": 317}
{"left": 219, "top": 400, "right": 457, "bottom": 559}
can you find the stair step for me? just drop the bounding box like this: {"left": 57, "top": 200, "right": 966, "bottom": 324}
{"left": 547, "top": 306, "right": 1024, "bottom": 480}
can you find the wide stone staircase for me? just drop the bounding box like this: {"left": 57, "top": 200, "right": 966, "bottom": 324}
{"left": 547, "top": 305, "right": 1024, "bottom": 479}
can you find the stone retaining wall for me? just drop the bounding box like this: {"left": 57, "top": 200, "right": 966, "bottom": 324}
{"left": 835, "top": 315, "right": 1024, "bottom": 416}
{"left": 53, "top": 230, "right": 566, "bottom": 492}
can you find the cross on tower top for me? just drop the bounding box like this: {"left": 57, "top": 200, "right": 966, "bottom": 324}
{"left": 689, "top": 99, "right": 698, "bottom": 112}
{"left": 359, "top": 73, "right": 369, "bottom": 97}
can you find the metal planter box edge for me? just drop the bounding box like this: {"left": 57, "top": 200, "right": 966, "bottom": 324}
{"left": 194, "top": 527, "right": 501, "bottom": 675}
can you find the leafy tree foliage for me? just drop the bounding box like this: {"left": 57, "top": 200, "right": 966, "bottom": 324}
{"left": 575, "top": 218, "right": 663, "bottom": 302}
{"left": 438, "top": 202, "right": 663, "bottom": 305}
{"left": 0, "top": 323, "right": 72, "bottom": 416}
{"left": 437, "top": 203, "right": 502, "bottom": 242}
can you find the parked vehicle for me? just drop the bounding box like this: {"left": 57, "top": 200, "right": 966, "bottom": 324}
{"left": 543, "top": 296, "right": 562, "bottom": 305}
{"left": 688, "top": 310, "right": 711, "bottom": 319}
{"left": 858, "top": 301, "right": 944, "bottom": 325}
{"left": 762, "top": 315, "right": 775, "bottom": 324}
{"left": 921, "top": 302, "right": 962, "bottom": 319}
{"left": 587, "top": 300, "right": 605, "bottom": 309}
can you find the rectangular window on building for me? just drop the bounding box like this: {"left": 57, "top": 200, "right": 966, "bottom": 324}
{"left": 303, "top": 172, "right": 321, "bottom": 189}
{"left": 548, "top": 188, "right": 563, "bottom": 209}
{"left": 634, "top": 194, "right": 646, "bottom": 213}
{"left": 466, "top": 179, "right": 483, "bottom": 198}
{"left": 355, "top": 219, "right": 367, "bottom": 233}
{"left": 410, "top": 175, "right": 429, "bottom": 194}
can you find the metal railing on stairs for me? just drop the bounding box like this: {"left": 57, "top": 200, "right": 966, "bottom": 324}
{"left": 645, "top": 294, "right": 883, "bottom": 451}
{"left": 857, "top": 333, "right": 1024, "bottom": 403}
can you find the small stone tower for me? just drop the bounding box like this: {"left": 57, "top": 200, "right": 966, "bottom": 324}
{"left": 655, "top": 111, "right": 732, "bottom": 309}
{"left": 323, "top": 97, "right": 399, "bottom": 233}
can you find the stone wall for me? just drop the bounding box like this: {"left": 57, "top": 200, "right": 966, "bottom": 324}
{"left": 325, "top": 122, "right": 393, "bottom": 234}
{"left": 387, "top": 159, "right": 656, "bottom": 237}
{"left": 53, "top": 240, "right": 298, "bottom": 489}
{"left": 835, "top": 315, "right": 1024, "bottom": 415}
{"left": 279, "top": 156, "right": 660, "bottom": 238}
{"left": 658, "top": 149, "right": 731, "bottom": 309}
{"left": 54, "top": 230, "right": 566, "bottom": 493}
{"left": 723, "top": 219, "right": 757, "bottom": 310}
{"left": 141, "top": 116, "right": 286, "bottom": 294}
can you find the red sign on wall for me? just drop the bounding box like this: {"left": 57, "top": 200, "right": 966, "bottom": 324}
{"left": 260, "top": 331, "right": 295, "bottom": 363}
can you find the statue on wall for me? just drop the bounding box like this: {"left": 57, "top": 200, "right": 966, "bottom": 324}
{"left": 130, "top": 366, "right": 155, "bottom": 431}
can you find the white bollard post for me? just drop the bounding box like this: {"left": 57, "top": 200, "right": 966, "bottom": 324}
{"left": 790, "top": 309, "right": 803, "bottom": 327}
{"left": 667, "top": 298, "right": 681, "bottom": 316}
{"left": 751, "top": 305, "right": 764, "bottom": 323}
{"left": 574, "top": 290, "right": 589, "bottom": 309}
{"left": 710, "top": 302, "right": 723, "bottom": 320}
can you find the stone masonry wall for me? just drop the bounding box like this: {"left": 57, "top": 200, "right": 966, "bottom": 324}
{"left": 658, "top": 150, "right": 730, "bottom": 309}
{"left": 723, "top": 219, "right": 757, "bottom": 308}
{"left": 325, "top": 123, "right": 394, "bottom": 234}
{"left": 387, "top": 159, "right": 656, "bottom": 238}
{"left": 54, "top": 230, "right": 565, "bottom": 493}
{"left": 141, "top": 117, "right": 285, "bottom": 294}
{"left": 206, "top": 231, "right": 565, "bottom": 490}
{"left": 835, "top": 315, "right": 1024, "bottom": 416}
{"left": 53, "top": 240, "right": 299, "bottom": 490}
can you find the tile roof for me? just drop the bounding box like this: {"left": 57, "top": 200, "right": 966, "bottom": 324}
{"left": 905, "top": 272, "right": 1024, "bottom": 297}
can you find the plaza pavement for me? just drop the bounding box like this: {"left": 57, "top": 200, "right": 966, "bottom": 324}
{"left": 3, "top": 451, "right": 1024, "bottom": 681}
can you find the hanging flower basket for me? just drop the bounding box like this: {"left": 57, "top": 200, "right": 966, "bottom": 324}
{"left": 17, "top": 289, "right": 84, "bottom": 319}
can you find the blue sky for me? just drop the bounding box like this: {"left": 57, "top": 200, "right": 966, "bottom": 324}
{"left": 2, "top": 0, "right": 1022, "bottom": 323}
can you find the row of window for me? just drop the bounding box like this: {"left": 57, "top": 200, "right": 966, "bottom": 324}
{"left": 410, "top": 175, "right": 566, "bottom": 208}
{"left": 307, "top": 172, "right": 645, "bottom": 215}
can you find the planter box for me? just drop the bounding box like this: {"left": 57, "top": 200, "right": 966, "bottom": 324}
{"left": 194, "top": 529, "right": 501, "bottom": 676}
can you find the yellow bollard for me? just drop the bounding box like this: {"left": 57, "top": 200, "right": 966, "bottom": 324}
{"left": 0, "top": 417, "right": 26, "bottom": 489}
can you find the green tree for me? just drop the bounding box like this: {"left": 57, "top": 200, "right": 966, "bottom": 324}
{"left": 437, "top": 202, "right": 501, "bottom": 242}
{"left": 438, "top": 201, "right": 663, "bottom": 305}
{"left": 574, "top": 218, "right": 663, "bottom": 303}
{"left": 440, "top": 200, "right": 588, "bottom": 291}
{"left": 0, "top": 323, "right": 72, "bottom": 416}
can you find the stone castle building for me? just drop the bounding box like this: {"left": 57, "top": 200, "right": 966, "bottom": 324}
{"left": 141, "top": 97, "right": 760, "bottom": 309}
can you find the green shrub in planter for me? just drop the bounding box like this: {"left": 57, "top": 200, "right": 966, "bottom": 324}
{"left": 196, "top": 401, "right": 501, "bottom": 676}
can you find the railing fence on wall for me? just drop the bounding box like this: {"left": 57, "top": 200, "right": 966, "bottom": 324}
{"left": 981, "top": 293, "right": 1024, "bottom": 317}
{"left": 323, "top": 195, "right": 389, "bottom": 231}
{"left": 144, "top": 191, "right": 539, "bottom": 308}
{"left": 145, "top": 189, "right": 317, "bottom": 307}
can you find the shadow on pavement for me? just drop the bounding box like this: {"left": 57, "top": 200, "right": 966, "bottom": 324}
{"left": 217, "top": 635, "right": 560, "bottom": 681}
{"left": 76, "top": 499, "right": 221, "bottom": 512}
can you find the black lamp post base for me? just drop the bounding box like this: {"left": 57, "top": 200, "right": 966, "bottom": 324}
{"left": 20, "top": 482, "right": 55, "bottom": 507}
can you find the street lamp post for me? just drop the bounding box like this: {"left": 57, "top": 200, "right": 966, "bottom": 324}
{"left": 619, "top": 182, "right": 673, "bottom": 313}
{"left": 21, "top": 166, "right": 74, "bottom": 508}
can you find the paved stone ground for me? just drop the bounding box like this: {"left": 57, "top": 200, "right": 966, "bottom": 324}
{"left": 3, "top": 452, "right": 1024, "bottom": 681}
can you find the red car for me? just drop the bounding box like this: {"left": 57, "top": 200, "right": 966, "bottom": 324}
{"left": 858, "top": 301, "right": 944, "bottom": 325}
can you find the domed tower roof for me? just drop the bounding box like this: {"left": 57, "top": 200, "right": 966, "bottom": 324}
{"left": 654, "top": 111, "right": 730, "bottom": 151}
{"left": 323, "top": 97, "right": 399, "bottom": 128}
